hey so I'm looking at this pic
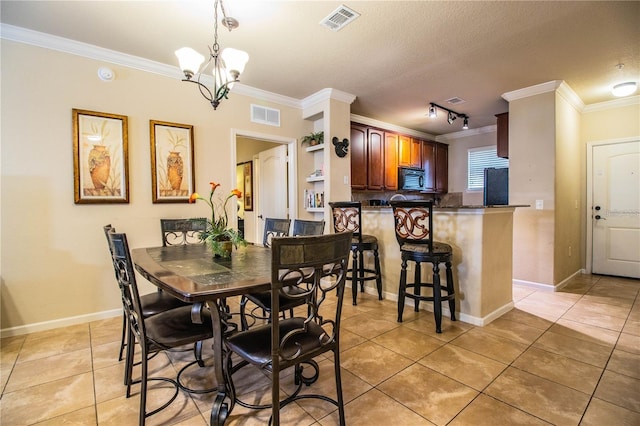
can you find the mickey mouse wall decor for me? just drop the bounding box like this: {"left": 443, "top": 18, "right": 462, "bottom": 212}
{"left": 332, "top": 137, "right": 349, "bottom": 158}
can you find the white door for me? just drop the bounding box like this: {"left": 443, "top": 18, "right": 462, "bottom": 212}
{"left": 592, "top": 140, "right": 640, "bottom": 278}
{"left": 256, "top": 144, "right": 288, "bottom": 245}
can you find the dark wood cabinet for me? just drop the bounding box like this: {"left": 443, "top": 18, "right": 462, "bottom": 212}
{"left": 367, "top": 128, "right": 384, "bottom": 190}
{"left": 496, "top": 112, "right": 509, "bottom": 158}
{"left": 435, "top": 142, "right": 448, "bottom": 193}
{"left": 350, "top": 124, "right": 367, "bottom": 190}
{"left": 384, "top": 132, "right": 399, "bottom": 190}
{"left": 422, "top": 141, "right": 436, "bottom": 192}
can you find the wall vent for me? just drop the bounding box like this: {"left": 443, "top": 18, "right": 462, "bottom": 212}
{"left": 320, "top": 5, "right": 360, "bottom": 31}
{"left": 446, "top": 97, "right": 466, "bottom": 105}
{"left": 251, "top": 104, "right": 280, "bottom": 127}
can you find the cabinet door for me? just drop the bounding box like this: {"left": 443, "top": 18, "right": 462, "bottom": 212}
{"left": 496, "top": 112, "right": 509, "bottom": 158}
{"left": 398, "top": 135, "right": 412, "bottom": 167}
{"left": 435, "top": 143, "right": 448, "bottom": 193}
{"left": 422, "top": 140, "right": 436, "bottom": 192}
{"left": 410, "top": 138, "right": 422, "bottom": 167}
{"left": 350, "top": 124, "right": 367, "bottom": 190}
{"left": 384, "top": 132, "right": 399, "bottom": 190}
{"left": 367, "top": 128, "right": 384, "bottom": 190}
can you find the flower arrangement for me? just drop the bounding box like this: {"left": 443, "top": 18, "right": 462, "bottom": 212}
{"left": 189, "top": 181, "right": 247, "bottom": 257}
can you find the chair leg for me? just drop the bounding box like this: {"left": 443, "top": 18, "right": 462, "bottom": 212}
{"left": 239, "top": 296, "right": 249, "bottom": 331}
{"left": 125, "top": 327, "right": 135, "bottom": 396}
{"left": 334, "top": 349, "right": 346, "bottom": 426}
{"left": 358, "top": 250, "right": 365, "bottom": 292}
{"left": 432, "top": 262, "right": 443, "bottom": 333}
{"left": 139, "top": 344, "right": 149, "bottom": 426}
{"left": 351, "top": 250, "right": 358, "bottom": 305}
{"left": 373, "top": 248, "right": 383, "bottom": 300}
{"left": 445, "top": 261, "right": 456, "bottom": 321}
{"left": 398, "top": 258, "right": 408, "bottom": 322}
{"left": 194, "top": 340, "right": 204, "bottom": 368}
{"left": 414, "top": 262, "right": 421, "bottom": 312}
{"left": 119, "top": 313, "right": 127, "bottom": 361}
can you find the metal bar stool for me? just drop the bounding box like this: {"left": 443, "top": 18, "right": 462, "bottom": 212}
{"left": 389, "top": 200, "right": 456, "bottom": 333}
{"left": 329, "top": 201, "right": 382, "bottom": 305}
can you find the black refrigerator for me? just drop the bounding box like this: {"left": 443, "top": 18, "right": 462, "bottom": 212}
{"left": 483, "top": 168, "right": 509, "bottom": 206}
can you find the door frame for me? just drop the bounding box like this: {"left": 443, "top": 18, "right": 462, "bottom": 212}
{"left": 230, "top": 129, "right": 298, "bottom": 242}
{"left": 585, "top": 136, "right": 639, "bottom": 274}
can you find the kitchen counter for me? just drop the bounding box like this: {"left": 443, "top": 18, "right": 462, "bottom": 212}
{"left": 359, "top": 206, "right": 521, "bottom": 326}
{"left": 362, "top": 204, "right": 528, "bottom": 210}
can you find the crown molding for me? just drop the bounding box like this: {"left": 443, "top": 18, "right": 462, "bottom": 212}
{"left": 1, "top": 23, "right": 302, "bottom": 110}
{"left": 583, "top": 95, "right": 640, "bottom": 113}
{"left": 501, "top": 80, "right": 563, "bottom": 102}
{"left": 300, "top": 88, "right": 357, "bottom": 110}
{"left": 435, "top": 125, "right": 498, "bottom": 142}
{"left": 350, "top": 114, "right": 435, "bottom": 140}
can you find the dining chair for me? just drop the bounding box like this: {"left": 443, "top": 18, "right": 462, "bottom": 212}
{"left": 239, "top": 217, "right": 301, "bottom": 330}
{"left": 103, "top": 225, "right": 189, "bottom": 364}
{"left": 105, "top": 228, "right": 214, "bottom": 425}
{"left": 225, "top": 232, "right": 352, "bottom": 426}
{"left": 389, "top": 200, "right": 456, "bottom": 333}
{"left": 329, "top": 201, "right": 383, "bottom": 305}
{"left": 292, "top": 218, "right": 325, "bottom": 236}
{"left": 160, "top": 218, "right": 207, "bottom": 246}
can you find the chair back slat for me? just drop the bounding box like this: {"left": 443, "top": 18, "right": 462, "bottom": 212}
{"left": 390, "top": 200, "right": 434, "bottom": 251}
{"left": 329, "top": 201, "right": 362, "bottom": 240}
{"left": 263, "top": 218, "right": 291, "bottom": 247}
{"left": 292, "top": 219, "right": 325, "bottom": 236}
{"left": 161, "top": 218, "right": 207, "bottom": 246}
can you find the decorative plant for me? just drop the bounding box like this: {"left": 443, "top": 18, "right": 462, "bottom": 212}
{"left": 300, "top": 131, "right": 324, "bottom": 146}
{"left": 189, "top": 181, "right": 247, "bottom": 256}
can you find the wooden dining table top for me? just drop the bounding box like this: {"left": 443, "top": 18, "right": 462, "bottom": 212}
{"left": 132, "top": 244, "right": 272, "bottom": 302}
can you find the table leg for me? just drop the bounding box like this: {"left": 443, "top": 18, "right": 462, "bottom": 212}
{"left": 207, "top": 299, "right": 231, "bottom": 426}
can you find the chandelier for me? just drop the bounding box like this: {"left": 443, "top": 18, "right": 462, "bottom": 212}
{"left": 175, "top": 0, "right": 249, "bottom": 110}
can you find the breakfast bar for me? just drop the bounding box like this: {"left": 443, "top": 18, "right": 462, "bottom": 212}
{"left": 360, "top": 205, "right": 521, "bottom": 326}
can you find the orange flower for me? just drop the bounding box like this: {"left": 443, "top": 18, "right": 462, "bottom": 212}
{"left": 209, "top": 182, "right": 221, "bottom": 191}
{"left": 188, "top": 192, "right": 200, "bottom": 203}
{"left": 230, "top": 189, "right": 242, "bottom": 198}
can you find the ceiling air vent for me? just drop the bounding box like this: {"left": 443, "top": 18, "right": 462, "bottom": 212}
{"left": 251, "top": 104, "right": 280, "bottom": 127}
{"left": 446, "top": 97, "right": 466, "bottom": 105}
{"left": 320, "top": 5, "right": 360, "bottom": 31}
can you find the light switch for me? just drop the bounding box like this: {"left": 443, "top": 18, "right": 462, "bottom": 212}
{"left": 535, "top": 200, "right": 544, "bottom": 210}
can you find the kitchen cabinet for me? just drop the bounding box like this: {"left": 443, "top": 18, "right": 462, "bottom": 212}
{"left": 350, "top": 124, "right": 368, "bottom": 190}
{"left": 399, "top": 135, "right": 422, "bottom": 168}
{"left": 496, "top": 112, "right": 509, "bottom": 158}
{"left": 422, "top": 141, "right": 436, "bottom": 192}
{"left": 435, "top": 142, "right": 448, "bottom": 193}
{"left": 384, "top": 132, "right": 399, "bottom": 190}
{"left": 367, "top": 128, "right": 384, "bottom": 190}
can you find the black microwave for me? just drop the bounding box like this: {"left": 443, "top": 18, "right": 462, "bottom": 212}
{"left": 398, "top": 167, "right": 425, "bottom": 190}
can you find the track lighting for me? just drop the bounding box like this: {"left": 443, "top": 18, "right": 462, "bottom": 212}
{"left": 428, "top": 102, "right": 469, "bottom": 129}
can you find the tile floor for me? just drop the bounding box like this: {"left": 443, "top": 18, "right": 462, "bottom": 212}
{"left": 1, "top": 274, "right": 639, "bottom": 425}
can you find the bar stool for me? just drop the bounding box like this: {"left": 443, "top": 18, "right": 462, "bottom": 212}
{"left": 329, "top": 201, "right": 382, "bottom": 305}
{"left": 389, "top": 200, "right": 456, "bottom": 333}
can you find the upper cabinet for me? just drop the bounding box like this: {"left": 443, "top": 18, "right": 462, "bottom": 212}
{"left": 399, "top": 135, "right": 422, "bottom": 168}
{"left": 496, "top": 112, "right": 509, "bottom": 158}
{"left": 434, "top": 142, "right": 448, "bottom": 193}
{"left": 350, "top": 124, "right": 368, "bottom": 190}
{"left": 422, "top": 140, "right": 448, "bottom": 193}
{"left": 367, "top": 128, "right": 384, "bottom": 190}
{"left": 383, "top": 132, "right": 399, "bottom": 190}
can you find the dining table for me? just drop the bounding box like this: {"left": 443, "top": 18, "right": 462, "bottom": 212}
{"left": 132, "top": 243, "right": 272, "bottom": 425}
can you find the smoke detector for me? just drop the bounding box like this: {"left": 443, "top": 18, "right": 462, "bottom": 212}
{"left": 320, "top": 5, "right": 360, "bottom": 31}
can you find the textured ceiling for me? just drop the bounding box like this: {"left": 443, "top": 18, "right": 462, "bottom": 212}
{"left": 2, "top": 1, "right": 639, "bottom": 136}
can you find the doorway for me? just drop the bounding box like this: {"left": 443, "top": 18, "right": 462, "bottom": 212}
{"left": 587, "top": 138, "right": 640, "bottom": 278}
{"left": 232, "top": 129, "right": 297, "bottom": 245}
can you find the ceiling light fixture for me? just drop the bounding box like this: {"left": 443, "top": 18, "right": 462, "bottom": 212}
{"left": 428, "top": 103, "right": 469, "bottom": 129}
{"left": 175, "top": 0, "right": 249, "bottom": 110}
{"left": 612, "top": 82, "right": 637, "bottom": 97}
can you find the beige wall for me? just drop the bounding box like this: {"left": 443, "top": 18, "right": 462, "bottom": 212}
{"left": 0, "top": 41, "right": 317, "bottom": 331}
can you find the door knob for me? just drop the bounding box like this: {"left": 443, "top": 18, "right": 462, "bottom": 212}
{"left": 595, "top": 206, "right": 601, "bottom": 211}
{"left": 595, "top": 215, "right": 606, "bottom": 220}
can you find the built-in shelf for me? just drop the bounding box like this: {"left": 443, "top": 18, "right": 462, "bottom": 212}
{"left": 305, "top": 144, "right": 324, "bottom": 153}
{"left": 306, "top": 175, "right": 324, "bottom": 182}
{"left": 306, "top": 207, "right": 324, "bottom": 213}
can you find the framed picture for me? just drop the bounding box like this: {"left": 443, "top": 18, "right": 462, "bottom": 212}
{"left": 150, "top": 120, "right": 195, "bottom": 203}
{"left": 241, "top": 161, "right": 253, "bottom": 211}
{"left": 73, "top": 109, "right": 129, "bottom": 204}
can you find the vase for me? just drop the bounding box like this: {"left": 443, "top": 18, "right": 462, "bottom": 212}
{"left": 167, "top": 151, "right": 184, "bottom": 191}
{"left": 213, "top": 240, "right": 233, "bottom": 258}
{"left": 88, "top": 144, "right": 111, "bottom": 189}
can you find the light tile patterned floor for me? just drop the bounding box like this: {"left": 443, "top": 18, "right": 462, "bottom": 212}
{"left": 1, "top": 274, "right": 639, "bottom": 425}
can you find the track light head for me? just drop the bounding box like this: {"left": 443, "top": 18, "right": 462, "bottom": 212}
{"left": 462, "top": 117, "right": 469, "bottom": 130}
{"left": 428, "top": 104, "right": 437, "bottom": 118}
{"left": 447, "top": 111, "right": 456, "bottom": 124}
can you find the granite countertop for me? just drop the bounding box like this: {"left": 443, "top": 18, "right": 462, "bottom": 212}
{"left": 362, "top": 205, "right": 529, "bottom": 210}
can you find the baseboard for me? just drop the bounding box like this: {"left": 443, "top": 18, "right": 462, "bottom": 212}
{"left": 0, "top": 308, "right": 122, "bottom": 338}
{"left": 514, "top": 269, "right": 585, "bottom": 292}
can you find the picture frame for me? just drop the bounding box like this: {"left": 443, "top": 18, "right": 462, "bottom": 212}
{"left": 241, "top": 161, "right": 253, "bottom": 211}
{"left": 73, "top": 109, "right": 129, "bottom": 204}
{"left": 150, "top": 120, "right": 195, "bottom": 203}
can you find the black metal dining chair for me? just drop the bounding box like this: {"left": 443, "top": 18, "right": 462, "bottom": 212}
{"left": 104, "top": 225, "right": 189, "bottom": 364}
{"left": 329, "top": 201, "right": 383, "bottom": 305}
{"left": 389, "top": 200, "right": 456, "bottom": 333}
{"left": 240, "top": 217, "right": 304, "bottom": 330}
{"left": 160, "top": 218, "right": 207, "bottom": 246}
{"left": 225, "top": 232, "right": 352, "bottom": 426}
{"left": 292, "top": 218, "right": 325, "bottom": 236}
{"left": 105, "top": 228, "right": 214, "bottom": 425}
